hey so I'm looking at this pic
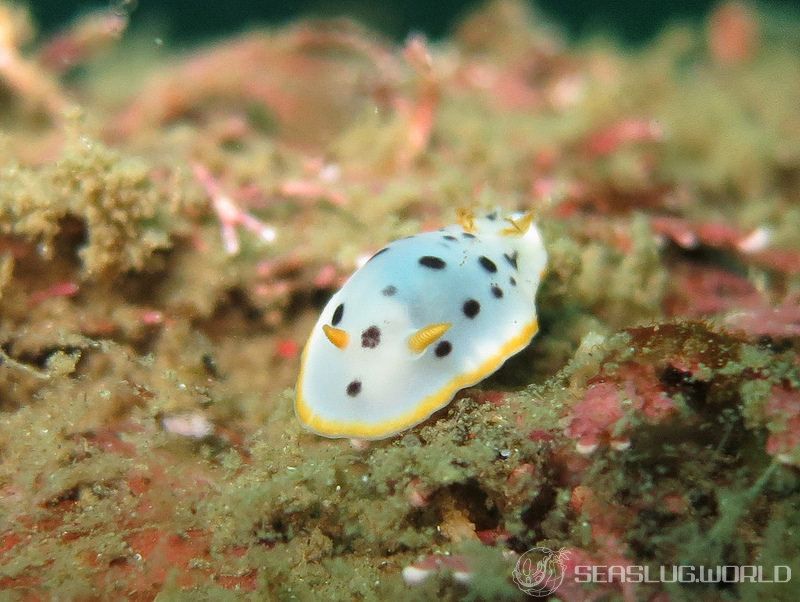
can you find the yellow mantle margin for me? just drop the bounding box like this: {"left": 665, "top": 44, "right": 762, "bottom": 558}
{"left": 295, "top": 318, "right": 539, "bottom": 440}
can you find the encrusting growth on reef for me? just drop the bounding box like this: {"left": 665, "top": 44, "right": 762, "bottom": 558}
{"left": 0, "top": 0, "right": 799, "bottom": 599}
{"left": 0, "top": 134, "right": 170, "bottom": 277}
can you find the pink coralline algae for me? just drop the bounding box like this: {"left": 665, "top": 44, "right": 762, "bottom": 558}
{"left": 565, "top": 364, "right": 675, "bottom": 454}
{"left": 560, "top": 486, "right": 640, "bottom": 602}
{"left": 193, "top": 162, "right": 277, "bottom": 255}
{"left": 666, "top": 264, "right": 763, "bottom": 318}
{"left": 582, "top": 118, "right": 664, "bottom": 158}
{"left": 27, "top": 280, "right": 80, "bottom": 307}
{"left": 652, "top": 216, "right": 800, "bottom": 275}
{"left": 401, "top": 554, "right": 472, "bottom": 586}
{"left": 708, "top": 1, "right": 760, "bottom": 65}
{"left": 725, "top": 294, "right": 800, "bottom": 339}
{"left": 565, "top": 382, "right": 625, "bottom": 454}
{"left": 765, "top": 386, "right": 800, "bottom": 465}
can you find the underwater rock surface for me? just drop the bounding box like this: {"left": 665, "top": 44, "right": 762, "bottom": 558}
{"left": 0, "top": 1, "right": 799, "bottom": 599}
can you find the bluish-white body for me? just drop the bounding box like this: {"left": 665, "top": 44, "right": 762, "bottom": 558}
{"left": 296, "top": 211, "right": 547, "bottom": 439}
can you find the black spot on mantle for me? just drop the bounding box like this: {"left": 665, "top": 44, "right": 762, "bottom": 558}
{"left": 332, "top": 303, "right": 344, "bottom": 326}
{"left": 479, "top": 256, "right": 497, "bottom": 273}
{"left": 419, "top": 256, "right": 446, "bottom": 269}
{"left": 361, "top": 326, "right": 381, "bottom": 348}
{"left": 463, "top": 299, "right": 481, "bottom": 318}
{"left": 346, "top": 380, "right": 362, "bottom": 397}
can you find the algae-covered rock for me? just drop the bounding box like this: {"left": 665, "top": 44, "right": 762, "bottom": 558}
{"left": 0, "top": 0, "right": 799, "bottom": 599}
{"left": 0, "top": 134, "right": 172, "bottom": 278}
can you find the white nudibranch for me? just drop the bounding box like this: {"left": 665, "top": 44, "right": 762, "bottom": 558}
{"left": 295, "top": 209, "right": 548, "bottom": 440}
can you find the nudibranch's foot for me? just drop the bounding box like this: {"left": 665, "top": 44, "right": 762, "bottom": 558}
{"left": 349, "top": 438, "right": 371, "bottom": 451}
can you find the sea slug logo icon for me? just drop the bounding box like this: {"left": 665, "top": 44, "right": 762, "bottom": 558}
{"left": 512, "top": 547, "right": 568, "bottom": 597}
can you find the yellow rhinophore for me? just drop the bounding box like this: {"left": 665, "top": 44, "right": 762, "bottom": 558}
{"left": 456, "top": 207, "right": 476, "bottom": 233}
{"left": 501, "top": 210, "right": 535, "bottom": 236}
{"left": 407, "top": 322, "right": 452, "bottom": 353}
{"left": 322, "top": 325, "right": 349, "bottom": 349}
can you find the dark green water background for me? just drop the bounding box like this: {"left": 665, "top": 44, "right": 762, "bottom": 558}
{"left": 29, "top": 0, "right": 800, "bottom": 44}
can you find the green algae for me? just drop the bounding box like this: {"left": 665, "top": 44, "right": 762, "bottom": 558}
{"left": 0, "top": 0, "right": 799, "bottom": 599}
{"left": 0, "top": 132, "right": 174, "bottom": 278}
